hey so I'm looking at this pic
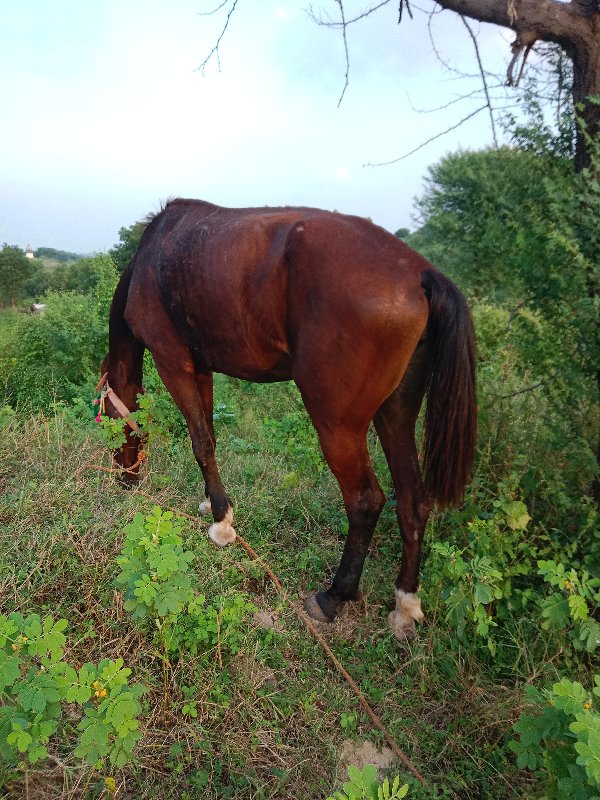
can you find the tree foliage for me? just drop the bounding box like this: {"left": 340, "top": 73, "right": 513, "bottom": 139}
{"left": 0, "top": 245, "right": 36, "bottom": 307}
{"left": 109, "top": 221, "right": 146, "bottom": 274}
{"left": 0, "top": 255, "right": 118, "bottom": 409}
{"left": 409, "top": 112, "right": 599, "bottom": 504}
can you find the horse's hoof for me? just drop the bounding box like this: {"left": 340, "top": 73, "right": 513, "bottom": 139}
{"left": 388, "top": 610, "right": 417, "bottom": 641}
{"left": 117, "top": 472, "right": 140, "bottom": 489}
{"left": 198, "top": 498, "right": 212, "bottom": 515}
{"left": 303, "top": 593, "right": 333, "bottom": 623}
{"left": 388, "top": 589, "right": 424, "bottom": 641}
{"left": 208, "top": 520, "right": 236, "bottom": 547}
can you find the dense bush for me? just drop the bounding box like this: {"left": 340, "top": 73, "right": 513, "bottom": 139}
{"left": 0, "top": 255, "right": 117, "bottom": 410}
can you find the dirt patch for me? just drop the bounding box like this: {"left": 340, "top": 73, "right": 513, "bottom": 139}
{"left": 339, "top": 738, "right": 396, "bottom": 781}
{"left": 252, "top": 609, "right": 282, "bottom": 631}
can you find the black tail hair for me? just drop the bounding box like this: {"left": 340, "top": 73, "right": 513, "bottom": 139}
{"left": 421, "top": 268, "right": 477, "bottom": 506}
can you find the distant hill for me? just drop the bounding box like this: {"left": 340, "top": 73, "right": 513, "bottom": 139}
{"left": 34, "top": 247, "right": 83, "bottom": 263}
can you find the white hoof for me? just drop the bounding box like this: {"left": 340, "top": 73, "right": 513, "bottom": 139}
{"left": 198, "top": 498, "right": 212, "bottom": 515}
{"left": 208, "top": 521, "right": 237, "bottom": 547}
{"left": 207, "top": 508, "right": 236, "bottom": 547}
{"left": 388, "top": 589, "right": 424, "bottom": 641}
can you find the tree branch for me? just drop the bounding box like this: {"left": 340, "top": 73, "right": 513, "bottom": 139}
{"left": 365, "top": 105, "right": 488, "bottom": 166}
{"left": 308, "top": 0, "right": 395, "bottom": 27}
{"left": 434, "top": 0, "right": 587, "bottom": 42}
{"left": 335, "top": 0, "right": 351, "bottom": 106}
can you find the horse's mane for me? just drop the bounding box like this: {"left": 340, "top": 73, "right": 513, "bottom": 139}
{"left": 141, "top": 198, "right": 174, "bottom": 227}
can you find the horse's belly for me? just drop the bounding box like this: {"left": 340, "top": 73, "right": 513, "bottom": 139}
{"left": 186, "top": 326, "right": 293, "bottom": 383}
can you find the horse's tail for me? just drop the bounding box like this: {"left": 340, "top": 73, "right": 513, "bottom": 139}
{"left": 421, "top": 267, "right": 477, "bottom": 507}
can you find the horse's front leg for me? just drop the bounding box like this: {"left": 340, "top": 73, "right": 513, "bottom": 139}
{"left": 195, "top": 369, "right": 218, "bottom": 518}
{"left": 151, "top": 355, "right": 236, "bottom": 546}
{"left": 303, "top": 424, "right": 385, "bottom": 622}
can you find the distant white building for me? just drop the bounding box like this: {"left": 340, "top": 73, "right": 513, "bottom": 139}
{"left": 25, "top": 245, "right": 34, "bottom": 259}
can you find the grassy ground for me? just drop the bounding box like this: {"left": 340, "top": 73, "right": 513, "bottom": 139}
{"left": 0, "top": 380, "right": 558, "bottom": 799}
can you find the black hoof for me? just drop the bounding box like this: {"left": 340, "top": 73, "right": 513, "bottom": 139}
{"left": 117, "top": 471, "right": 140, "bottom": 489}
{"left": 303, "top": 591, "right": 337, "bottom": 622}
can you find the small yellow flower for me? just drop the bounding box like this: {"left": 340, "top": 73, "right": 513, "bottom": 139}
{"left": 583, "top": 700, "right": 592, "bottom": 710}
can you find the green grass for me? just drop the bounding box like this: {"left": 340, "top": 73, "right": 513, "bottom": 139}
{"left": 0, "top": 377, "right": 593, "bottom": 799}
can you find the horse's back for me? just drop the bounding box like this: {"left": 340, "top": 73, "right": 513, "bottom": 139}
{"left": 126, "top": 200, "right": 429, "bottom": 391}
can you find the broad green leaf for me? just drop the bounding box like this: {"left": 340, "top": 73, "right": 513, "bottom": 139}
{"left": 568, "top": 593, "right": 589, "bottom": 622}
{"left": 0, "top": 651, "right": 21, "bottom": 692}
{"left": 501, "top": 500, "right": 531, "bottom": 531}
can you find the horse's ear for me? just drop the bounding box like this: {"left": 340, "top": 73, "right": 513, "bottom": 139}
{"left": 100, "top": 354, "right": 108, "bottom": 374}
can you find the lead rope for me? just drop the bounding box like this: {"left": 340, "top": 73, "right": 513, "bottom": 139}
{"left": 130, "top": 490, "right": 428, "bottom": 787}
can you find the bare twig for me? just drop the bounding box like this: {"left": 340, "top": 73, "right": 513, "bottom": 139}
{"left": 198, "top": 0, "right": 240, "bottom": 73}
{"left": 365, "top": 105, "right": 487, "bottom": 166}
{"left": 399, "top": 0, "right": 414, "bottom": 22}
{"left": 499, "top": 382, "right": 543, "bottom": 399}
{"left": 506, "top": 33, "right": 537, "bottom": 86}
{"left": 406, "top": 82, "right": 505, "bottom": 114}
{"left": 335, "top": 0, "right": 351, "bottom": 106}
{"left": 460, "top": 16, "right": 498, "bottom": 145}
{"left": 197, "top": 0, "right": 231, "bottom": 16}
{"left": 308, "top": 0, "right": 392, "bottom": 27}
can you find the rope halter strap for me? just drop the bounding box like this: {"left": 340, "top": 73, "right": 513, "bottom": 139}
{"left": 95, "top": 372, "right": 139, "bottom": 432}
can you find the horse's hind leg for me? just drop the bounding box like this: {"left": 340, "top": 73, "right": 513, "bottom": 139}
{"left": 302, "top": 420, "right": 385, "bottom": 623}
{"left": 373, "top": 344, "right": 431, "bottom": 640}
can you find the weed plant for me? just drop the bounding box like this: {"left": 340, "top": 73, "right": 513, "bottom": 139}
{"left": 0, "top": 327, "right": 597, "bottom": 798}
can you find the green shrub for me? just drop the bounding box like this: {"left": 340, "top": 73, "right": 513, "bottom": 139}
{"left": 0, "top": 613, "right": 142, "bottom": 770}
{"left": 510, "top": 675, "right": 600, "bottom": 798}
{"left": 327, "top": 765, "right": 409, "bottom": 800}
{"left": 115, "top": 506, "right": 255, "bottom": 659}
{"left": 0, "top": 255, "right": 118, "bottom": 410}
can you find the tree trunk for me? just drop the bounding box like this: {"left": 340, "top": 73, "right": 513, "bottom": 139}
{"left": 434, "top": 0, "right": 600, "bottom": 169}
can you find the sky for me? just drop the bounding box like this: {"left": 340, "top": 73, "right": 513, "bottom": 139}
{"left": 0, "top": 0, "right": 513, "bottom": 253}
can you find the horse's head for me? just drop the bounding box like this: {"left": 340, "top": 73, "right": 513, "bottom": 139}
{"left": 99, "top": 356, "right": 144, "bottom": 487}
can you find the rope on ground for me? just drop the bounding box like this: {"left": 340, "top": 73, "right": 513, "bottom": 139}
{"left": 77, "top": 470, "right": 427, "bottom": 787}
{"left": 75, "top": 452, "right": 147, "bottom": 484}
{"left": 133, "top": 489, "right": 428, "bottom": 787}
{"left": 233, "top": 532, "right": 428, "bottom": 788}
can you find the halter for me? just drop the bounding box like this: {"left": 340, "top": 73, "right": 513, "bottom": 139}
{"left": 95, "top": 372, "right": 139, "bottom": 431}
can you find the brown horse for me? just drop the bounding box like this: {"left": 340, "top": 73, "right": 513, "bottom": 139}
{"left": 101, "top": 199, "right": 476, "bottom": 639}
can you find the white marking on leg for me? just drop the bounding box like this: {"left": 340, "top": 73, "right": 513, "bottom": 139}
{"left": 198, "top": 498, "right": 212, "bottom": 515}
{"left": 208, "top": 507, "right": 236, "bottom": 547}
{"left": 388, "top": 589, "right": 424, "bottom": 641}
